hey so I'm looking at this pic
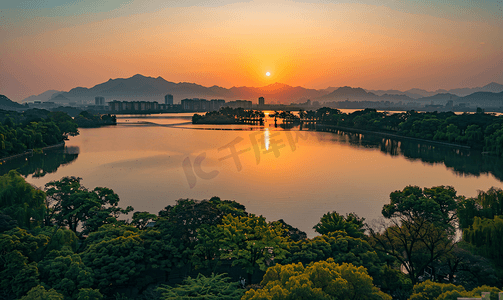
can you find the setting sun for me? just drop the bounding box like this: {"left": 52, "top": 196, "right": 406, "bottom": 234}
{"left": 266, "top": 72, "right": 271, "bottom": 77}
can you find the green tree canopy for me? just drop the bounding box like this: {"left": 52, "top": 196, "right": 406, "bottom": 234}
{"left": 156, "top": 273, "right": 244, "bottom": 300}
{"left": 217, "top": 214, "right": 288, "bottom": 283}
{"left": 0, "top": 170, "right": 46, "bottom": 229}
{"left": 19, "top": 285, "right": 64, "bottom": 300}
{"left": 243, "top": 259, "right": 391, "bottom": 300}
{"left": 44, "top": 177, "right": 133, "bottom": 234}
{"left": 313, "top": 211, "right": 365, "bottom": 238}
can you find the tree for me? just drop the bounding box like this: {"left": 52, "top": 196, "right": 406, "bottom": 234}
{"left": 0, "top": 212, "right": 18, "bottom": 233}
{"left": 217, "top": 214, "right": 288, "bottom": 283}
{"left": 409, "top": 281, "right": 501, "bottom": 300}
{"left": 47, "top": 111, "right": 79, "bottom": 140}
{"left": 313, "top": 211, "right": 365, "bottom": 238}
{"left": 76, "top": 288, "right": 103, "bottom": 300}
{"left": 243, "top": 259, "right": 391, "bottom": 300}
{"left": 463, "top": 216, "right": 503, "bottom": 266}
{"left": 381, "top": 186, "right": 459, "bottom": 231}
{"left": 0, "top": 170, "right": 46, "bottom": 229}
{"left": 81, "top": 224, "right": 146, "bottom": 295}
{"left": 131, "top": 211, "right": 157, "bottom": 230}
{"left": 19, "top": 285, "right": 64, "bottom": 300}
{"left": 409, "top": 280, "right": 466, "bottom": 300}
{"left": 283, "top": 232, "right": 382, "bottom": 278}
{"left": 156, "top": 273, "right": 244, "bottom": 300}
{"left": 44, "top": 177, "right": 133, "bottom": 234}
{"left": 369, "top": 186, "right": 460, "bottom": 284}
{"left": 37, "top": 251, "right": 94, "bottom": 299}
{"left": 157, "top": 197, "right": 246, "bottom": 246}
{"left": 0, "top": 228, "right": 49, "bottom": 298}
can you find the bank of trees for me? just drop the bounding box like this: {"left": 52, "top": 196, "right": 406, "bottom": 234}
{"left": 1, "top": 170, "right": 503, "bottom": 299}
{"left": 310, "top": 108, "right": 503, "bottom": 155}
{"left": 0, "top": 109, "right": 78, "bottom": 158}
{"left": 192, "top": 108, "right": 264, "bottom": 124}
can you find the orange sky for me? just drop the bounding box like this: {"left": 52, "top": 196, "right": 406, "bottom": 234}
{"left": 1, "top": 0, "right": 502, "bottom": 101}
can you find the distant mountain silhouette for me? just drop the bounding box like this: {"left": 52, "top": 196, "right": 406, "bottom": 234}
{"left": 459, "top": 91, "right": 503, "bottom": 105}
{"left": 22, "top": 74, "right": 503, "bottom": 106}
{"left": 368, "top": 89, "right": 426, "bottom": 99}
{"left": 319, "top": 86, "right": 378, "bottom": 101}
{"left": 22, "top": 90, "right": 62, "bottom": 103}
{"left": 416, "top": 93, "right": 460, "bottom": 102}
{"left": 0, "top": 95, "right": 24, "bottom": 109}
{"left": 46, "top": 74, "right": 326, "bottom": 104}
{"left": 51, "top": 94, "right": 71, "bottom": 102}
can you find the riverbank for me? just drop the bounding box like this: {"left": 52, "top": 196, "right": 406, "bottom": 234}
{"left": 315, "top": 124, "right": 471, "bottom": 149}
{"left": 0, "top": 142, "right": 65, "bottom": 163}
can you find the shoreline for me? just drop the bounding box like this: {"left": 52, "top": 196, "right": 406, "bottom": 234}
{"left": 0, "top": 142, "right": 66, "bottom": 163}
{"left": 315, "top": 124, "right": 471, "bottom": 149}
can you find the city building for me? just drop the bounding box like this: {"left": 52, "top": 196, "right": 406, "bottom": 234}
{"left": 181, "top": 98, "right": 226, "bottom": 111}
{"left": 258, "top": 97, "right": 265, "bottom": 106}
{"left": 164, "top": 94, "right": 173, "bottom": 105}
{"left": 95, "top": 96, "right": 105, "bottom": 105}
{"left": 226, "top": 100, "right": 252, "bottom": 109}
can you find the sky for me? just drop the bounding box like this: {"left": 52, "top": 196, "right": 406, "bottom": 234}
{"left": 1, "top": 0, "right": 502, "bottom": 101}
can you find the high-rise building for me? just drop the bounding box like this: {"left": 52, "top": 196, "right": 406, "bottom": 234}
{"left": 95, "top": 96, "right": 105, "bottom": 105}
{"left": 258, "top": 97, "right": 265, "bottom": 106}
{"left": 165, "top": 94, "right": 173, "bottom": 105}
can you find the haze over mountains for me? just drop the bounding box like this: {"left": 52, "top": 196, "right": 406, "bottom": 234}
{"left": 20, "top": 74, "right": 503, "bottom": 106}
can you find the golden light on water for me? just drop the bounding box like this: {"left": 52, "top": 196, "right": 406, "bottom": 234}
{"left": 264, "top": 128, "right": 270, "bottom": 150}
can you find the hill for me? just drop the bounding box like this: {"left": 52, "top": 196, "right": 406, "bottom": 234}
{"left": 45, "top": 74, "right": 327, "bottom": 104}
{"left": 319, "top": 86, "right": 378, "bottom": 101}
{"left": 22, "top": 90, "right": 62, "bottom": 103}
{"left": 0, "top": 95, "right": 24, "bottom": 110}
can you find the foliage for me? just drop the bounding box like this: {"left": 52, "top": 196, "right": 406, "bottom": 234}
{"left": 0, "top": 109, "right": 78, "bottom": 158}
{"left": 368, "top": 186, "right": 459, "bottom": 284}
{"left": 81, "top": 224, "right": 146, "bottom": 295}
{"left": 74, "top": 111, "right": 116, "bottom": 128}
{"left": 193, "top": 107, "right": 264, "bottom": 124}
{"left": 409, "top": 281, "right": 501, "bottom": 300}
{"left": 156, "top": 273, "right": 244, "bottom": 300}
{"left": 0, "top": 227, "right": 49, "bottom": 298}
{"left": 433, "top": 242, "right": 501, "bottom": 289}
{"left": 37, "top": 251, "right": 94, "bottom": 298}
{"left": 19, "top": 285, "right": 64, "bottom": 300}
{"left": 313, "top": 211, "right": 365, "bottom": 237}
{"left": 131, "top": 211, "right": 157, "bottom": 230}
{"left": 0, "top": 170, "right": 46, "bottom": 229}
{"left": 76, "top": 288, "right": 104, "bottom": 300}
{"left": 217, "top": 214, "right": 288, "bottom": 281}
{"left": 283, "top": 232, "right": 382, "bottom": 277}
{"left": 243, "top": 259, "right": 391, "bottom": 300}
{"left": 458, "top": 187, "right": 503, "bottom": 229}
{"left": 44, "top": 177, "right": 133, "bottom": 234}
{"left": 409, "top": 280, "right": 466, "bottom": 300}
{"left": 272, "top": 219, "right": 307, "bottom": 242}
{"left": 314, "top": 108, "right": 503, "bottom": 153}
{"left": 157, "top": 197, "right": 247, "bottom": 245}
{"left": 381, "top": 185, "right": 459, "bottom": 231}
{"left": 463, "top": 216, "right": 503, "bottom": 266}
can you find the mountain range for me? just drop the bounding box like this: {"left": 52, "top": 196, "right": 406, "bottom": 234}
{"left": 0, "top": 95, "right": 25, "bottom": 110}
{"left": 19, "top": 74, "right": 503, "bottom": 106}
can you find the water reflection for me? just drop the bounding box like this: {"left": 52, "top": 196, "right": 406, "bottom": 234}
{"left": 0, "top": 146, "right": 80, "bottom": 178}
{"left": 331, "top": 131, "right": 503, "bottom": 181}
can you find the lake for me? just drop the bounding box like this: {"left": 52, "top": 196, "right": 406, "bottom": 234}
{"left": 3, "top": 111, "right": 503, "bottom": 237}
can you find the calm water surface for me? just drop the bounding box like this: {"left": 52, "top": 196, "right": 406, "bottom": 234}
{"left": 4, "top": 112, "right": 503, "bottom": 237}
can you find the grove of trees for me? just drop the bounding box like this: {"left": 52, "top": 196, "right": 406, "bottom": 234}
{"left": 0, "top": 109, "right": 79, "bottom": 159}
{"left": 1, "top": 170, "right": 503, "bottom": 299}
{"left": 278, "top": 108, "right": 503, "bottom": 156}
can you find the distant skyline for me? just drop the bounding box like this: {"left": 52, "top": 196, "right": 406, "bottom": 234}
{"left": 1, "top": 0, "right": 502, "bottom": 101}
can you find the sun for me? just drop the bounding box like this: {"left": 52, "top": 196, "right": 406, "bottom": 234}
{"left": 266, "top": 72, "right": 271, "bottom": 76}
